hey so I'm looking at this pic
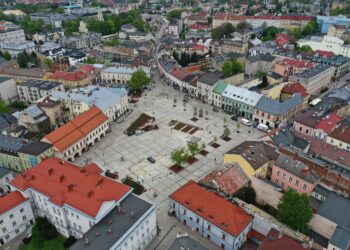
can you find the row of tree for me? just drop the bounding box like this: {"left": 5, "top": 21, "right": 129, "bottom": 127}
{"left": 170, "top": 141, "right": 204, "bottom": 167}
{"left": 222, "top": 58, "right": 244, "bottom": 77}
{"left": 172, "top": 51, "right": 199, "bottom": 67}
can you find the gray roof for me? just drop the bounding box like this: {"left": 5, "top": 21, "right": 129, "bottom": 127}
{"left": 69, "top": 194, "right": 154, "bottom": 250}
{"left": 292, "top": 64, "right": 333, "bottom": 80}
{"left": 318, "top": 193, "right": 350, "bottom": 232}
{"left": 275, "top": 154, "right": 319, "bottom": 184}
{"left": 222, "top": 85, "right": 262, "bottom": 107}
{"left": 312, "top": 184, "right": 331, "bottom": 197}
{"left": 329, "top": 226, "right": 350, "bottom": 250}
{"left": 247, "top": 54, "right": 275, "bottom": 63}
{"left": 267, "top": 71, "right": 283, "bottom": 80}
{"left": 0, "top": 134, "right": 52, "bottom": 156}
{"left": 327, "top": 86, "right": 350, "bottom": 102}
{"left": 197, "top": 72, "right": 222, "bottom": 86}
{"left": 0, "top": 167, "right": 11, "bottom": 178}
{"left": 255, "top": 94, "right": 303, "bottom": 116}
{"left": 0, "top": 77, "right": 11, "bottom": 83}
{"left": 168, "top": 236, "right": 209, "bottom": 250}
{"left": 21, "top": 80, "right": 62, "bottom": 91}
{"left": 270, "top": 127, "right": 309, "bottom": 151}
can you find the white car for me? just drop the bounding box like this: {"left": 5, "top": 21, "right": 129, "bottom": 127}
{"left": 135, "top": 130, "right": 144, "bottom": 136}
{"left": 240, "top": 118, "right": 252, "bottom": 126}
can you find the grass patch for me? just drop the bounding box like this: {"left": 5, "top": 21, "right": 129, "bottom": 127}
{"left": 126, "top": 113, "right": 153, "bottom": 133}
{"left": 20, "top": 236, "right": 66, "bottom": 250}
{"left": 122, "top": 176, "right": 146, "bottom": 195}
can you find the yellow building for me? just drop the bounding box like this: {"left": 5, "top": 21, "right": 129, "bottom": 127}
{"left": 224, "top": 141, "right": 279, "bottom": 178}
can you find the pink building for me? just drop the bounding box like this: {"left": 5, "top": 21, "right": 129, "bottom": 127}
{"left": 271, "top": 154, "right": 319, "bottom": 195}
{"left": 293, "top": 109, "right": 322, "bottom": 137}
{"left": 274, "top": 58, "right": 313, "bottom": 80}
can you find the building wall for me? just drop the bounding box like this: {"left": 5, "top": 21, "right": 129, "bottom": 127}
{"left": 169, "top": 199, "right": 253, "bottom": 250}
{"left": 224, "top": 73, "right": 245, "bottom": 86}
{"left": 326, "top": 135, "right": 350, "bottom": 151}
{"left": 309, "top": 213, "right": 337, "bottom": 239}
{"left": 17, "top": 83, "right": 64, "bottom": 104}
{"left": 0, "top": 171, "right": 14, "bottom": 195}
{"left": 0, "top": 200, "right": 35, "bottom": 246}
{"left": 0, "top": 78, "right": 17, "bottom": 103}
{"left": 251, "top": 176, "right": 282, "bottom": 208}
{"left": 271, "top": 165, "right": 315, "bottom": 195}
{"left": 245, "top": 60, "right": 275, "bottom": 78}
{"left": 0, "top": 29, "right": 26, "bottom": 44}
{"left": 18, "top": 147, "right": 55, "bottom": 171}
{"left": 293, "top": 121, "right": 314, "bottom": 137}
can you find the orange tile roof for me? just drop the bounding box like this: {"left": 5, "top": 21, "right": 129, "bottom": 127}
{"left": 10, "top": 158, "right": 131, "bottom": 217}
{"left": 169, "top": 181, "right": 253, "bottom": 237}
{"left": 0, "top": 191, "right": 28, "bottom": 215}
{"left": 258, "top": 229, "right": 305, "bottom": 250}
{"left": 43, "top": 106, "right": 108, "bottom": 152}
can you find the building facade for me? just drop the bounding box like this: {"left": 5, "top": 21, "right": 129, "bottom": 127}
{"left": 0, "top": 77, "right": 17, "bottom": 103}
{"left": 17, "top": 80, "right": 64, "bottom": 104}
{"left": 0, "top": 191, "right": 35, "bottom": 246}
{"left": 101, "top": 66, "right": 150, "bottom": 84}
{"left": 169, "top": 181, "right": 253, "bottom": 250}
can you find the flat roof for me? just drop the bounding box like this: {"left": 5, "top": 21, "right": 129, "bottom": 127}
{"left": 69, "top": 194, "right": 154, "bottom": 250}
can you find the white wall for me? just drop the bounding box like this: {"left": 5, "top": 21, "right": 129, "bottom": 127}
{"left": 0, "top": 78, "right": 17, "bottom": 103}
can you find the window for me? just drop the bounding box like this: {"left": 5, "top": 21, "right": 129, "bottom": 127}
{"left": 2, "top": 227, "right": 6, "bottom": 233}
{"left": 208, "top": 224, "right": 211, "bottom": 230}
{"left": 183, "top": 210, "right": 186, "bottom": 215}
{"left": 275, "top": 179, "right": 278, "bottom": 184}
{"left": 222, "top": 233, "right": 226, "bottom": 240}
{"left": 302, "top": 184, "right": 307, "bottom": 190}
{"left": 20, "top": 208, "right": 24, "bottom": 213}
{"left": 0, "top": 219, "right": 3, "bottom": 224}
{"left": 9, "top": 214, "right": 13, "bottom": 219}
{"left": 22, "top": 216, "right": 27, "bottom": 221}
{"left": 295, "top": 179, "right": 299, "bottom": 186}
{"left": 281, "top": 182, "right": 284, "bottom": 188}
{"left": 196, "top": 218, "right": 199, "bottom": 223}
{"left": 15, "top": 229, "right": 19, "bottom": 234}
{"left": 277, "top": 171, "right": 280, "bottom": 176}
{"left": 282, "top": 173, "right": 286, "bottom": 179}
{"left": 289, "top": 176, "right": 293, "bottom": 182}
{"left": 5, "top": 235, "right": 9, "bottom": 240}
{"left": 12, "top": 221, "right": 17, "bottom": 227}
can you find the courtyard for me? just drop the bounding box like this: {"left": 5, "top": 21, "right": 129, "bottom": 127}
{"left": 75, "top": 82, "right": 264, "bottom": 206}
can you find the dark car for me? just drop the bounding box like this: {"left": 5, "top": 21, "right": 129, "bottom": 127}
{"left": 127, "top": 131, "right": 135, "bottom": 136}
{"left": 212, "top": 107, "right": 219, "bottom": 112}
{"left": 347, "top": 79, "right": 350, "bottom": 83}
{"left": 147, "top": 156, "right": 156, "bottom": 163}
{"left": 231, "top": 115, "right": 238, "bottom": 121}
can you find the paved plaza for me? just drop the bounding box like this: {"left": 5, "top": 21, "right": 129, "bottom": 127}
{"left": 76, "top": 83, "right": 263, "bottom": 205}
{"left": 75, "top": 82, "right": 263, "bottom": 249}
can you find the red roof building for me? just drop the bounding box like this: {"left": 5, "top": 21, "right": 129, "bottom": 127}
{"left": 0, "top": 191, "right": 28, "bottom": 215}
{"left": 258, "top": 229, "right": 305, "bottom": 250}
{"left": 10, "top": 158, "right": 131, "bottom": 218}
{"left": 169, "top": 181, "right": 253, "bottom": 246}
{"left": 281, "top": 82, "right": 309, "bottom": 97}
{"left": 42, "top": 106, "right": 109, "bottom": 160}
{"left": 48, "top": 66, "right": 95, "bottom": 88}
{"left": 315, "top": 50, "right": 335, "bottom": 58}
{"left": 275, "top": 34, "right": 293, "bottom": 47}
{"left": 315, "top": 113, "right": 341, "bottom": 134}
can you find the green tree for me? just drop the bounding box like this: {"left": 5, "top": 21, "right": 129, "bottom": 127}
{"left": 170, "top": 147, "right": 189, "bottom": 167}
{"left": 212, "top": 23, "right": 235, "bottom": 40}
{"left": 86, "top": 56, "right": 96, "bottom": 64}
{"left": 223, "top": 127, "right": 231, "bottom": 138}
{"left": 17, "top": 51, "right": 28, "bottom": 68}
{"left": 103, "top": 38, "right": 120, "bottom": 46}
{"left": 187, "top": 142, "right": 200, "bottom": 157}
{"left": 166, "top": 9, "right": 183, "bottom": 21}
{"left": 234, "top": 186, "right": 256, "bottom": 204}
{"left": 57, "top": 6, "right": 65, "bottom": 14}
{"left": 222, "top": 58, "right": 243, "bottom": 77}
{"left": 302, "top": 18, "right": 318, "bottom": 37}
{"left": 9, "top": 100, "right": 27, "bottom": 109}
{"left": 277, "top": 190, "right": 313, "bottom": 234}
{"left": 296, "top": 45, "right": 313, "bottom": 53}
{"left": 207, "top": 16, "right": 213, "bottom": 24}
{"left": 44, "top": 58, "right": 52, "bottom": 69}
{"left": 237, "top": 21, "right": 252, "bottom": 31}
{"left": 3, "top": 51, "right": 11, "bottom": 60}
{"left": 262, "top": 26, "right": 280, "bottom": 41}
{"left": 0, "top": 100, "right": 9, "bottom": 114}
{"left": 128, "top": 69, "right": 150, "bottom": 91}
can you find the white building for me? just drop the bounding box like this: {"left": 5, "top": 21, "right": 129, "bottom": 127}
{"left": 17, "top": 80, "right": 64, "bottom": 104}
{"left": 41, "top": 106, "right": 110, "bottom": 161}
{"left": 0, "top": 22, "right": 26, "bottom": 44}
{"left": 101, "top": 66, "right": 150, "bottom": 84}
{"left": 169, "top": 181, "right": 253, "bottom": 250}
{"left": 0, "top": 77, "right": 17, "bottom": 103}
{"left": 9, "top": 158, "right": 156, "bottom": 250}
{"left": 51, "top": 86, "right": 129, "bottom": 122}
{"left": 298, "top": 36, "right": 350, "bottom": 58}
{"left": 0, "top": 167, "right": 14, "bottom": 195}
{"left": 196, "top": 73, "right": 222, "bottom": 103}
{"left": 0, "top": 191, "right": 35, "bottom": 246}
{"left": 0, "top": 41, "right": 36, "bottom": 58}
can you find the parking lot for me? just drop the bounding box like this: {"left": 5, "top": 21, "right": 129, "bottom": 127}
{"left": 75, "top": 81, "right": 264, "bottom": 206}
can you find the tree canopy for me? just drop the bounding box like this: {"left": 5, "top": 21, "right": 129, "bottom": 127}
{"left": 222, "top": 58, "right": 243, "bottom": 77}
{"left": 17, "top": 51, "right": 29, "bottom": 68}
{"left": 212, "top": 23, "right": 235, "bottom": 40}
{"left": 171, "top": 147, "right": 189, "bottom": 167}
{"left": 128, "top": 70, "right": 150, "bottom": 91}
{"left": 3, "top": 51, "right": 11, "bottom": 61}
{"left": 166, "top": 9, "right": 183, "bottom": 22}
{"left": 187, "top": 142, "right": 200, "bottom": 157}
{"left": 261, "top": 26, "right": 281, "bottom": 41}
{"left": 0, "top": 100, "right": 9, "bottom": 114}
{"left": 276, "top": 190, "right": 313, "bottom": 234}
{"left": 234, "top": 186, "right": 256, "bottom": 204}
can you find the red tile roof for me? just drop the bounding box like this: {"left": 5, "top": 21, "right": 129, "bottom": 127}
{"left": 315, "top": 50, "right": 335, "bottom": 58}
{"left": 169, "top": 181, "right": 253, "bottom": 237}
{"left": 192, "top": 44, "right": 207, "bottom": 51}
{"left": 10, "top": 158, "right": 131, "bottom": 217}
{"left": 0, "top": 191, "right": 28, "bottom": 215}
{"left": 43, "top": 106, "right": 108, "bottom": 152}
{"left": 248, "top": 229, "right": 265, "bottom": 241}
{"left": 278, "top": 58, "right": 313, "bottom": 69}
{"left": 199, "top": 164, "right": 250, "bottom": 196}
{"left": 328, "top": 121, "right": 350, "bottom": 144}
{"left": 213, "top": 14, "right": 312, "bottom": 22}
{"left": 281, "top": 82, "right": 309, "bottom": 97}
{"left": 49, "top": 70, "right": 88, "bottom": 82}
{"left": 275, "top": 34, "right": 292, "bottom": 46}
{"left": 315, "top": 113, "right": 341, "bottom": 134}
{"left": 258, "top": 229, "right": 305, "bottom": 250}
{"left": 170, "top": 68, "right": 189, "bottom": 81}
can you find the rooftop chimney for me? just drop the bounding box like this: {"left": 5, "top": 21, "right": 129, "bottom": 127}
{"left": 302, "top": 167, "right": 309, "bottom": 175}
{"left": 48, "top": 168, "right": 54, "bottom": 176}
{"left": 278, "top": 231, "right": 283, "bottom": 239}
{"left": 59, "top": 175, "right": 65, "bottom": 183}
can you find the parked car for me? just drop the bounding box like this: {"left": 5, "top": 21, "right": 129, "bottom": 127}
{"left": 135, "top": 130, "right": 144, "bottom": 136}
{"left": 231, "top": 115, "right": 238, "bottom": 121}
{"left": 199, "top": 108, "right": 203, "bottom": 117}
{"left": 147, "top": 156, "right": 156, "bottom": 163}
{"left": 212, "top": 107, "right": 219, "bottom": 112}
{"left": 240, "top": 118, "right": 252, "bottom": 126}
{"left": 257, "top": 123, "right": 270, "bottom": 133}
{"left": 127, "top": 131, "right": 136, "bottom": 136}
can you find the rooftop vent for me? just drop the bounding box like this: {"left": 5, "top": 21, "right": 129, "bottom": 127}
{"left": 48, "top": 168, "right": 54, "bottom": 176}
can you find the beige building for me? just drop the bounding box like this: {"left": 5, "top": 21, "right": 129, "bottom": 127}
{"left": 223, "top": 39, "right": 248, "bottom": 55}
{"left": 245, "top": 55, "right": 276, "bottom": 77}
{"left": 37, "top": 96, "right": 63, "bottom": 128}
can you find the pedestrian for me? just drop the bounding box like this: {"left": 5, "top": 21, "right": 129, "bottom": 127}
{"left": 248, "top": 130, "right": 250, "bottom": 134}
{"left": 215, "top": 158, "right": 216, "bottom": 162}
